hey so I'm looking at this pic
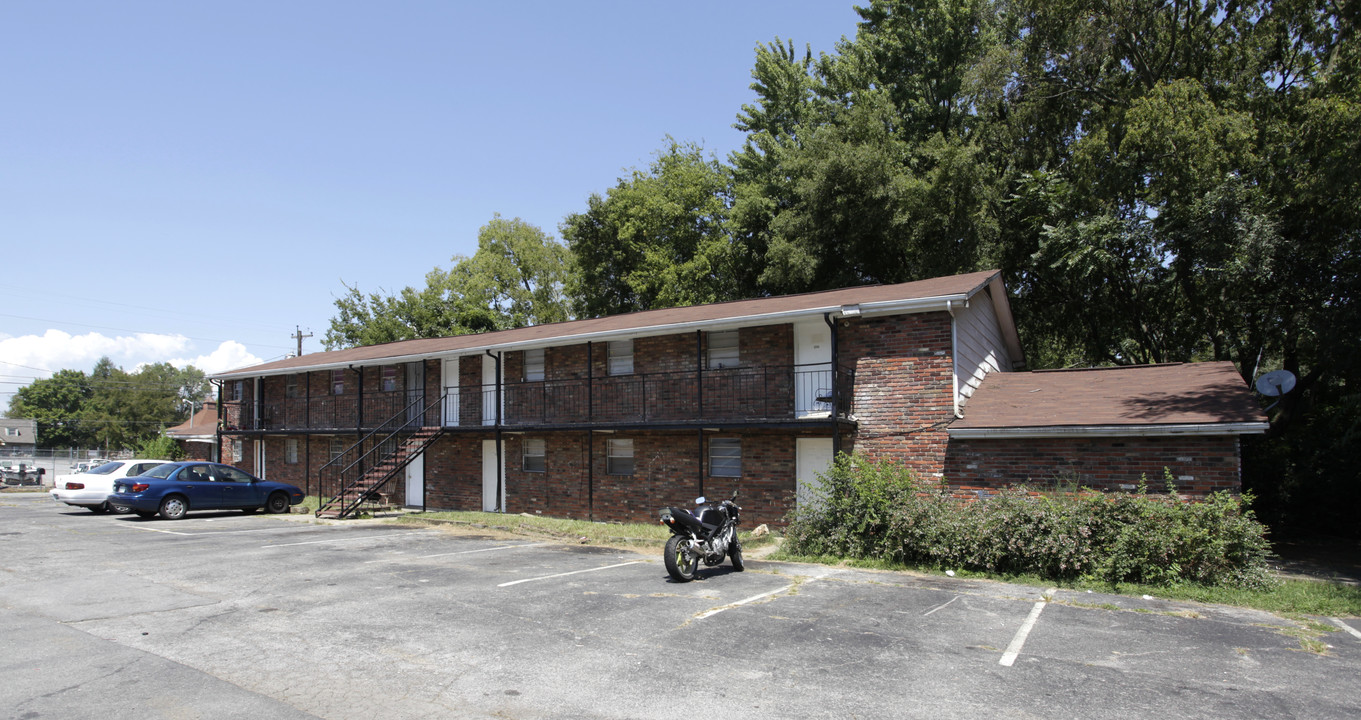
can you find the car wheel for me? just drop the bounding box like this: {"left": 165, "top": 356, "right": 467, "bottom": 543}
{"left": 108, "top": 502, "right": 132, "bottom": 514}
{"left": 158, "top": 495, "right": 188, "bottom": 520}
{"left": 265, "top": 492, "right": 290, "bottom": 514}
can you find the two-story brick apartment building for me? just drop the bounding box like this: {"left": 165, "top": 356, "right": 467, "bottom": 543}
{"left": 210, "top": 270, "right": 1266, "bottom": 524}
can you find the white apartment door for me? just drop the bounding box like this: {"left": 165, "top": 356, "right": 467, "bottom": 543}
{"left": 481, "top": 439, "right": 502, "bottom": 511}
{"left": 442, "top": 357, "right": 460, "bottom": 427}
{"left": 405, "top": 452, "right": 424, "bottom": 508}
{"left": 796, "top": 438, "right": 835, "bottom": 509}
{"left": 254, "top": 440, "right": 266, "bottom": 480}
{"left": 481, "top": 354, "right": 499, "bottom": 426}
{"left": 794, "top": 321, "right": 833, "bottom": 417}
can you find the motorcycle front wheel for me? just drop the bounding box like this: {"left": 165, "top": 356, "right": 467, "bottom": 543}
{"left": 664, "top": 535, "right": 699, "bottom": 582}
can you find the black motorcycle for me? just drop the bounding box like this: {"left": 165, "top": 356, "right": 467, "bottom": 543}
{"left": 659, "top": 491, "right": 743, "bottom": 582}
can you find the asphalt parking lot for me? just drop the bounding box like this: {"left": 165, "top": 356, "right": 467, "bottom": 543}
{"left": 3, "top": 493, "right": 1360, "bottom": 720}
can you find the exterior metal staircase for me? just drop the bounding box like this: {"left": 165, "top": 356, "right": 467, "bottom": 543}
{"left": 316, "top": 392, "right": 446, "bottom": 520}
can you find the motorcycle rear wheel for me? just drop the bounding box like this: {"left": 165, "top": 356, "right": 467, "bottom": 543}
{"left": 664, "top": 535, "right": 699, "bottom": 582}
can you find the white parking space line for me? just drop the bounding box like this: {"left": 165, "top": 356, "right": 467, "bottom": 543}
{"left": 262, "top": 532, "right": 432, "bottom": 548}
{"left": 1000, "top": 587, "right": 1057, "bottom": 667}
{"left": 363, "top": 542, "right": 551, "bottom": 564}
{"left": 497, "top": 561, "right": 644, "bottom": 587}
{"left": 1334, "top": 618, "right": 1361, "bottom": 641}
{"left": 125, "top": 525, "right": 285, "bottom": 536}
{"left": 695, "top": 584, "right": 796, "bottom": 620}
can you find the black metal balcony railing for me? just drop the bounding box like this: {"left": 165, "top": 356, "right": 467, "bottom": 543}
{"left": 222, "top": 364, "right": 853, "bottom": 433}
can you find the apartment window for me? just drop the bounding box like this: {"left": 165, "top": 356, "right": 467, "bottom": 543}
{"left": 285, "top": 375, "right": 299, "bottom": 398}
{"left": 331, "top": 369, "right": 345, "bottom": 395}
{"left": 382, "top": 366, "right": 398, "bottom": 392}
{"left": 522, "top": 438, "right": 546, "bottom": 472}
{"left": 608, "top": 340, "right": 633, "bottom": 376}
{"left": 709, "top": 438, "right": 742, "bottom": 477}
{"left": 524, "top": 349, "right": 545, "bottom": 382}
{"left": 328, "top": 437, "right": 345, "bottom": 462}
{"left": 231, "top": 439, "right": 243, "bottom": 463}
{"left": 285, "top": 438, "right": 299, "bottom": 465}
{"left": 230, "top": 381, "right": 243, "bottom": 402}
{"left": 707, "top": 331, "right": 739, "bottom": 369}
{"left": 3, "top": 427, "right": 18, "bottom": 437}
{"left": 606, "top": 438, "right": 634, "bottom": 475}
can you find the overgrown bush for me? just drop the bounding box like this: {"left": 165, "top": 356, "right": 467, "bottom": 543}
{"left": 784, "top": 455, "right": 1275, "bottom": 590}
{"left": 134, "top": 434, "right": 184, "bottom": 461}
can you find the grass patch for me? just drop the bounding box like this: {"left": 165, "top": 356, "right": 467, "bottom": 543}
{"left": 771, "top": 547, "right": 1361, "bottom": 616}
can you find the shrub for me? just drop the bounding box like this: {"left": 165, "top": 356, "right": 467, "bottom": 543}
{"left": 783, "top": 454, "right": 1275, "bottom": 589}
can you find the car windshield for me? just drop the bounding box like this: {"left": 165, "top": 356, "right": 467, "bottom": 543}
{"left": 86, "top": 462, "right": 125, "bottom": 475}
{"left": 141, "top": 464, "right": 180, "bottom": 479}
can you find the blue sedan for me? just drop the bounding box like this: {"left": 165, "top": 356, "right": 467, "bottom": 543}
{"left": 110, "top": 461, "right": 305, "bottom": 520}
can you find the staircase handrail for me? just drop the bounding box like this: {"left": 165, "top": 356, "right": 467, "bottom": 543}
{"left": 316, "top": 391, "right": 446, "bottom": 518}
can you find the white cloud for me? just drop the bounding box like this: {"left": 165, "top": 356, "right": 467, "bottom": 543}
{"left": 169, "top": 341, "right": 263, "bottom": 375}
{"left": 0, "top": 331, "right": 261, "bottom": 379}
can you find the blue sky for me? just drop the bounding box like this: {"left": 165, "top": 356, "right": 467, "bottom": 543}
{"left": 0, "top": 1, "right": 862, "bottom": 405}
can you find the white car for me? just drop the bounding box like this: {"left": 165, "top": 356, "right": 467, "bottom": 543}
{"left": 51, "top": 459, "right": 169, "bottom": 513}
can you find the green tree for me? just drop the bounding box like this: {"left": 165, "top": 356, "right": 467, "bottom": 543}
{"left": 324, "top": 216, "right": 573, "bottom": 349}
{"left": 562, "top": 140, "right": 737, "bottom": 317}
{"left": 5, "top": 369, "right": 92, "bottom": 448}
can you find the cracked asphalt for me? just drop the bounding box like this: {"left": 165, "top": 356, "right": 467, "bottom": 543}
{"left": 3, "top": 492, "right": 1360, "bottom": 719}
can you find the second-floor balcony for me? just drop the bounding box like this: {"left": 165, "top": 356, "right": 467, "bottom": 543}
{"left": 222, "top": 364, "right": 854, "bottom": 433}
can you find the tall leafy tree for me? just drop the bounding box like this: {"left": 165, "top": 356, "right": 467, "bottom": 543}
{"left": 563, "top": 140, "right": 736, "bottom": 317}
{"left": 325, "top": 216, "right": 572, "bottom": 349}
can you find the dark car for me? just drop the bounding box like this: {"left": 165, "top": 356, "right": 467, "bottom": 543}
{"left": 109, "top": 461, "right": 305, "bottom": 520}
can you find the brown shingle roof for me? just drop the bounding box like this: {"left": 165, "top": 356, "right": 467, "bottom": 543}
{"left": 165, "top": 403, "right": 219, "bottom": 438}
{"left": 951, "top": 362, "right": 1268, "bottom": 434}
{"left": 214, "top": 270, "right": 1007, "bottom": 379}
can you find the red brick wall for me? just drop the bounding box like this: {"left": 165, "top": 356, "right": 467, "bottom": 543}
{"left": 493, "top": 430, "right": 808, "bottom": 526}
{"left": 839, "top": 312, "right": 956, "bottom": 478}
{"left": 423, "top": 432, "right": 489, "bottom": 510}
{"left": 944, "top": 435, "right": 1243, "bottom": 496}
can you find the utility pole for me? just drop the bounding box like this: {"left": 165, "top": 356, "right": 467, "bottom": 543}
{"left": 291, "top": 326, "right": 313, "bottom": 358}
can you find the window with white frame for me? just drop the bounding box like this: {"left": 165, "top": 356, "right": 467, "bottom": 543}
{"left": 231, "top": 380, "right": 243, "bottom": 402}
{"left": 285, "top": 374, "right": 299, "bottom": 398}
{"left": 231, "top": 439, "right": 243, "bottom": 463}
{"left": 524, "top": 349, "right": 545, "bottom": 382}
{"left": 522, "top": 438, "right": 546, "bottom": 472}
{"left": 707, "top": 330, "right": 739, "bottom": 369}
{"left": 608, "top": 340, "right": 633, "bottom": 376}
{"left": 606, "top": 438, "right": 634, "bottom": 475}
{"left": 709, "top": 438, "right": 742, "bottom": 477}
{"left": 4, "top": 427, "right": 19, "bottom": 437}
{"left": 328, "top": 437, "right": 345, "bottom": 462}
{"left": 381, "top": 365, "right": 398, "bottom": 392}
{"left": 285, "top": 438, "right": 299, "bottom": 465}
{"left": 331, "top": 369, "right": 345, "bottom": 395}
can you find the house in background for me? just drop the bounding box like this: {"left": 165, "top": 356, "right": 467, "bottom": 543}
{"left": 164, "top": 401, "right": 219, "bottom": 461}
{"left": 208, "top": 270, "right": 1268, "bottom": 524}
{"left": 0, "top": 419, "right": 38, "bottom": 456}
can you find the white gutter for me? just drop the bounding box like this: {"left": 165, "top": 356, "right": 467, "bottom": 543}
{"left": 947, "top": 422, "right": 1271, "bottom": 439}
{"left": 211, "top": 291, "right": 978, "bottom": 380}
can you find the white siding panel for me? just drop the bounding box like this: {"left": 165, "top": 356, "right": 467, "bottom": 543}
{"left": 955, "top": 293, "right": 1012, "bottom": 406}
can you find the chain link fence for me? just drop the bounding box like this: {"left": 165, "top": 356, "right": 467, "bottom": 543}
{"left": 0, "top": 448, "right": 134, "bottom": 488}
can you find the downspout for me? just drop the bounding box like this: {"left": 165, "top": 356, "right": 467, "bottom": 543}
{"left": 696, "top": 331, "right": 704, "bottom": 495}
{"left": 213, "top": 380, "right": 223, "bottom": 463}
{"left": 486, "top": 350, "right": 503, "bottom": 512}
{"left": 587, "top": 342, "right": 594, "bottom": 521}
{"left": 945, "top": 300, "right": 963, "bottom": 420}
{"left": 351, "top": 365, "right": 364, "bottom": 476}
{"left": 823, "top": 312, "right": 840, "bottom": 456}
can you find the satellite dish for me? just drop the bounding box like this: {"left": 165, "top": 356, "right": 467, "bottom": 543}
{"left": 1255, "top": 369, "right": 1297, "bottom": 397}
